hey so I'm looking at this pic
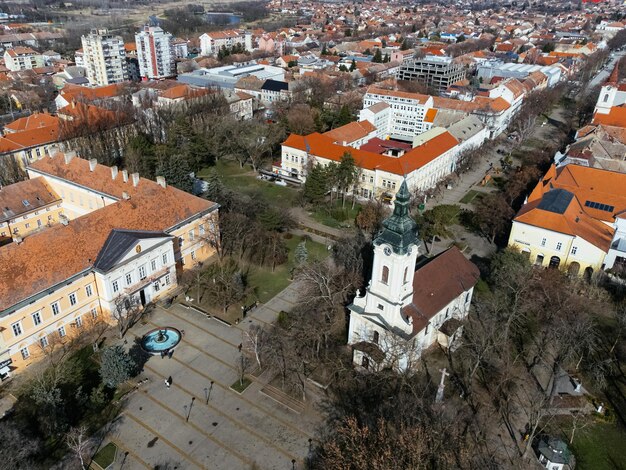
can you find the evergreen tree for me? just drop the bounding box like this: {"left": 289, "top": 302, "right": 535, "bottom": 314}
{"left": 100, "top": 346, "right": 135, "bottom": 389}
{"left": 345, "top": 28, "right": 352, "bottom": 37}
{"left": 303, "top": 164, "right": 329, "bottom": 205}
{"left": 321, "top": 44, "right": 328, "bottom": 55}
{"left": 349, "top": 59, "right": 357, "bottom": 72}
{"left": 336, "top": 152, "right": 358, "bottom": 207}
{"left": 337, "top": 105, "right": 353, "bottom": 126}
{"left": 457, "top": 34, "right": 466, "bottom": 43}
{"left": 294, "top": 240, "right": 308, "bottom": 265}
{"left": 372, "top": 49, "right": 383, "bottom": 63}
{"left": 156, "top": 153, "right": 194, "bottom": 193}
{"left": 401, "top": 38, "right": 410, "bottom": 50}
{"left": 383, "top": 53, "right": 390, "bottom": 63}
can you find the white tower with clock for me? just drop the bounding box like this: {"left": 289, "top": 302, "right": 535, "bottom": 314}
{"left": 348, "top": 181, "right": 421, "bottom": 368}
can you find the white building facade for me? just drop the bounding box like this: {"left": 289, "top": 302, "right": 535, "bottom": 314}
{"left": 348, "top": 182, "right": 479, "bottom": 371}
{"left": 81, "top": 29, "right": 128, "bottom": 86}
{"left": 135, "top": 26, "right": 175, "bottom": 80}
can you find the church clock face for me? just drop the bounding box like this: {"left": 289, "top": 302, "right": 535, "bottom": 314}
{"left": 384, "top": 247, "right": 392, "bottom": 256}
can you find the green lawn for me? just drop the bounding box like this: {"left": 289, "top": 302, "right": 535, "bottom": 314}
{"left": 311, "top": 200, "right": 361, "bottom": 228}
{"left": 198, "top": 160, "right": 299, "bottom": 209}
{"left": 247, "top": 234, "right": 329, "bottom": 303}
{"left": 230, "top": 377, "right": 252, "bottom": 393}
{"left": 569, "top": 422, "right": 626, "bottom": 470}
{"left": 460, "top": 190, "right": 481, "bottom": 204}
{"left": 92, "top": 442, "right": 117, "bottom": 469}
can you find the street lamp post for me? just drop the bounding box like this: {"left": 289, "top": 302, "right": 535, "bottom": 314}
{"left": 206, "top": 380, "right": 214, "bottom": 404}
{"left": 186, "top": 397, "right": 195, "bottom": 422}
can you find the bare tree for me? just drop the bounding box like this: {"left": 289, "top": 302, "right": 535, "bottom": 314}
{"left": 236, "top": 354, "right": 251, "bottom": 387}
{"left": 243, "top": 324, "right": 270, "bottom": 369}
{"left": 65, "top": 425, "right": 92, "bottom": 470}
{"left": 110, "top": 294, "right": 143, "bottom": 339}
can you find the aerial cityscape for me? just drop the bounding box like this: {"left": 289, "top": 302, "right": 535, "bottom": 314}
{"left": 0, "top": 0, "right": 625, "bottom": 468}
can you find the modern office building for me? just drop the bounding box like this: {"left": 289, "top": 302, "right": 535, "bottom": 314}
{"left": 397, "top": 56, "right": 466, "bottom": 93}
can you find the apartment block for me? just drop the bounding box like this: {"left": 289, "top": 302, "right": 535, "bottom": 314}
{"left": 81, "top": 29, "right": 129, "bottom": 86}
{"left": 135, "top": 26, "right": 176, "bottom": 80}
{"left": 3, "top": 47, "right": 44, "bottom": 71}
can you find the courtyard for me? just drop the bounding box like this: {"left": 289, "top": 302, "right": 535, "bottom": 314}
{"left": 101, "top": 282, "right": 324, "bottom": 470}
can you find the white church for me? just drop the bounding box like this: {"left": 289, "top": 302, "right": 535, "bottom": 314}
{"left": 348, "top": 181, "right": 480, "bottom": 372}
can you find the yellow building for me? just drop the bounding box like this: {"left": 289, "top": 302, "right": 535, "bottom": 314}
{"left": 508, "top": 164, "right": 626, "bottom": 276}
{"left": 0, "top": 177, "right": 64, "bottom": 243}
{"left": 0, "top": 151, "right": 219, "bottom": 380}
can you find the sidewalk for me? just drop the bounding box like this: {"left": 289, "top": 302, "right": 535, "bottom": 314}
{"left": 290, "top": 206, "right": 348, "bottom": 239}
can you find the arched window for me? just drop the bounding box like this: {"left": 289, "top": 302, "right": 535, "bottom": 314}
{"left": 372, "top": 331, "right": 379, "bottom": 344}
{"left": 403, "top": 267, "right": 408, "bottom": 284}
{"left": 603, "top": 94, "right": 609, "bottom": 103}
{"left": 381, "top": 266, "right": 389, "bottom": 284}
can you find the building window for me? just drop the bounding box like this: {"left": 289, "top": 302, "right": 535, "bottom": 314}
{"left": 556, "top": 242, "right": 562, "bottom": 251}
{"left": 165, "top": 274, "right": 171, "bottom": 285}
{"left": 189, "top": 229, "right": 195, "bottom": 241}
{"left": 75, "top": 316, "right": 83, "bottom": 328}
{"left": 541, "top": 238, "right": 546, "bottom": 247}
{"left": 191, "top": 250, "right": 196, "bottom": 261}
{"left": 85, "top": 284, "right": 93, "bottom": 297}
{"left": 603, "top": 94, "right": 609, "bottom": 103}
{"left": 138, "top": 265, "right": 147, "bottom": 280}
{"left": 125, "top": 273, "right": 132, "bottom": 286}
{"left": 112, "top": 279, "right": 120, "bottom": 293}
{"left": 91, "top": 308, "right": 98, "bottom": 318}
{"left": 32, "top": 311, "right": 42, "bottom": 326}
{"left": 69, "top": 292, "right": 77, "bottom": 306}
{"left": 361, "top": 355, "right": 369, "bottom": 369}
{"left": 199, "top": 224, "right": 205, "bottom": 235}
{"left": 154, "top": 282, "right": 160, "bottom": 292}
{"left": 445, "top": 308, "right": 449, "bottom": 319}
{"left": 51, "top": 301, "right": 60, "bottom": 315}
{"left": 20, "top": 347, "right": 30, "bottom": 360}
{"left": 151, "top": 259, "right": 157, "bottom": 271}
{"left": 381, "top": 266, "right": 389, "bottom": 284}
{"left": 40, "top": 336, "right": 49, "bottom": 349}
{"left": 377, "top": 303, "right": 384, "bottom": 311}
{"left": 162, "top": 253, "right": 168, "bottom": 265}
{"left": 403, "top": 267, "right": 408, "bottom": 284}
{"left": 25, "top": 223, "right": 30, "bottom": 229}
{"left": 37, "top": 219, "right": 42, "bottom": 227}
{"left": 535, "top": 254, "right": 544, "bottom": 266}
{"left": 58, "top": 326, "right": 66, "bottom": 338}
{"left": 571, "top": 246, "right": 577, "bottom": 255}
{"left": 372, "top": 331, "right": 379, "bottom": 344}
{"left": 465, "top": 292, "right": 470, "bottom": 303}
{"left": 12, "top": 321, "right": 23, "bottom": 337}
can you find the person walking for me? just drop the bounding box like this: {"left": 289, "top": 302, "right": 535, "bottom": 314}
{"left": 165, "top": 376, "right": 172, "bottom": 389}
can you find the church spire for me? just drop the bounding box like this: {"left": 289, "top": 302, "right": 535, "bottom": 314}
{"left": 374, "top": 180, "right": 419, "bottom": 255}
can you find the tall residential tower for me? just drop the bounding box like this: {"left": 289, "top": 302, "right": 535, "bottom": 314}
{"left": 135, "top": 26, "right": 176, "bottom": 80}
{"left": 81, "top": 29, "right": 128, "bottom": 86}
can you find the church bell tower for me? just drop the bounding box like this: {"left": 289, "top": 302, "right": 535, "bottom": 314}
{"left": 364, "top": 180, "right": 420, "bottom": 332}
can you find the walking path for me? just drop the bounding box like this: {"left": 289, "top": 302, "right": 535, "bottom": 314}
{"left": 100, "top": 282, "right": 321, "bottom": 470}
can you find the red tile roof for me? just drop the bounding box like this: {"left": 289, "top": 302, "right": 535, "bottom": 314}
{"left": 402, "top": 247, "right": 479, "bottom": 336}
{"left": 3, "top": 113, "right": 59, "bottom": 133}
{"left": 592, "top": 107, "right": 626, "bottom": 128}
{"left": 283, "top": 130, "right": 458, "bottom": 176}
{"left": 0, "top": 154, "right": 217, "bottom": 310}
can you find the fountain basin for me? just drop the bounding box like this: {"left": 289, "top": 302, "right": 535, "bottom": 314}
{"left": 140, "top": 327, "right": 182, "bottom": 355}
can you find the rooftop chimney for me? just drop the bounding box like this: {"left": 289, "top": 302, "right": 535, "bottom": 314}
{"left": 122, "top": 191, "right": 130, "bottom": 200}
{"left": 89, "top": 158, "right": 97, "bottom": 172}
{"left": 131, "top": 172, "right": 140, "bottom": 187}
{"left": 122, "top": 170, "right": 129, "bottom": 183}
{"left": 111, "top": 166, "right": 118, "bottom": 180}
{"left": 156, "top": 176, "right": 167, "bottom": 189}
{"left": 64, "top": 151, "right": 76, "bottom": 164}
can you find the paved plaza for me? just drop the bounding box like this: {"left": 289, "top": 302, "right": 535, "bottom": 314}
{"left": 103, "top": 282, "right": 324, "bottom": 470}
